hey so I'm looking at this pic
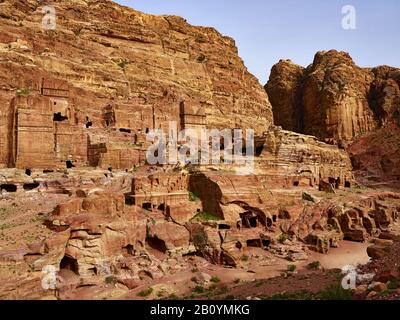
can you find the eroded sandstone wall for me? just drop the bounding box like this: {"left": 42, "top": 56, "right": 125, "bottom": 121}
{"left": 265, "top": 50, "right": 400, "bottom": 145}
{"left": 0, "top": 0, "right": 273, "bottom": 169}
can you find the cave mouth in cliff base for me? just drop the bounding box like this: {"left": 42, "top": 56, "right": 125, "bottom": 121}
{"left": 0, "top": 184, "right": 17, "bottom": 193}
{"left": 262, "top": 239, "right": 271, "bottom": 248}
{"left": 142, "top": 202, "right": 152, "bottom": 211}
{"left": 53, "top": 112, "right": 68, "bottom": 122}
{"left": 23, "top": 183, "right": 39, "bottom": 191}
{"left": 60, "top": 255, "right": 79, "bottom": 275}
{"left": 66, "top": 160, "right": 75, "bottom": 169}
{"left": 124, "top": 194, "right": 134, "bottom": 206}
{"left": 146, "top": 236, "right": 167, "bottom": 257}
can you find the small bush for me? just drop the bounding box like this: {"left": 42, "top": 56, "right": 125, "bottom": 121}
{"left": 137, "top": 287, "right": 154, "bottom": 297}
{"left": 105, "top": 276, "right": 117, "bottom": 285}
{"left": 210, "top": 276, "right": 221, "bottom": 283}
{"left": 287, "top": 264, "right": 297, "bottom": 272}
{"left": 193, "top": 285, "right": 205, "bottom": 294}
{"left": 233, "top": 278, "right": 241, "bottom": 284}
{"left": 317, "top": 284, "right": 352, "bottom": 300}
{"left": 379, "top": 290, "right": 391, "bottom": 297}
{"left": 192, "top": 212, "right": 220, "bottom": 222}
{"left": 278, "top": 233, "right": 292, "bottom": 244}
{"left": 117, "top": 59, "right": 129, "bottom": 69}
{"left": 191, "top": 267, "right": 199, "bottom": 273}
{"left": 193, "top": 234, "right": 207, "bottom": 249}
{"left": 241, "top": 255, "right": 249, "bottom": 262}
{"left": 307, "top": 261, "right": 321, "bottom": 270}
{"left": 387, "top": 280, "right": 398, "bottom": 290}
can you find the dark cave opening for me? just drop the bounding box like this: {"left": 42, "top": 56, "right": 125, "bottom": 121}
{"left": 142, "top": 202, "right": 152, "bottom": 211}
{"left": 146, "top": 237, "right": 167, "bottom": 257}
{"left": 53, "top": 113, "right": 68, "bottom": 122}
{"left": 60, "top": 255, "right": 79, "bottom": 275}
{"left": 23, "top": 183, "right": 39, "bottom": 191}
{"left": 0, "top": 184, "right": 17, "bottom": 193}
{"left": 66, "top": 160, "right": 75, "bottom": 169}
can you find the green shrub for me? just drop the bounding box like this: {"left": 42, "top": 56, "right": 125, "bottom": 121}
{"left": 387, "top": 280, "right": 398, "bottom": 290}
{"left": 193, "top": 285, "right": 205, "bottom": 294}
{"left": 210, "top": 276, "right": 221, "bottom": 283}
{"left": 278, "top": 233, "right": 292, "bottom": 244}
{"left": 379, "top": 290, "right": 391, "bottom": 297}
{"left": 191, "top": 212, "right": 220, "bottom": 222}
{"left": 105, "top": 276, "right": 117, "bottom": 285}
{"left": 316, "top": 284, "right": 352, "bottom": 300}
{"left": 307, "top": 261, "right": 321, "bottom": 270}
{"left": 287, "top": 264, "right": 297, "bottom": 272}
{"left": 117, "top": 59, "right": 129, "bottom": 69}
{"left": 191, "top": 267, "right": 199, "bottom": 273}
{"left": 241, "top": 255, "right": 249, "bottom": 262}
{"left": 137, "top": 287, "right": 154, "bottom": 297}
{"left": 193, "top": 234, "right": 207, "bottom": 249}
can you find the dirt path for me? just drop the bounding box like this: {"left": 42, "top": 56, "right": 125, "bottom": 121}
{"left": 306, "top": 241, "right": 371, "bottom": 270}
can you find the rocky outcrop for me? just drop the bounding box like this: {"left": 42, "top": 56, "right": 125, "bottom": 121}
{"left": 265, "top": 50, "right": 400, "bottom": 145}
{"left": 0, "top": 0, "right": 273, "bottom": 170}
{"left": 265, "top": 60, "right": 304, "bottom": 133}
{"left": 348, "top": 124, "right": 400, "bottom": 186}
{"left": 289, "top": 192, "right": 400, "bottom": 253}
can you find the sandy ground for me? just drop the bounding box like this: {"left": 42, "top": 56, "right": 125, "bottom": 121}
{"left": 120, "top": 240, "right": 371, "bottom": 300}
{"left": 306, "top": 241, "right": 371, "bottom": 269}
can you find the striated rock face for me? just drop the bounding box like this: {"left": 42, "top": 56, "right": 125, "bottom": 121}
{"left": 348, "top": 124, "right": 400, "bottom": 185}
{"left": 302, "top": 51, "right": 376, "bottom": 143}
{"left": 290, "top": 192, "right": 400, "bottom": 253}
{"left": 265, "top": 60, "right": 305, "bottom": 133}
{"left": 0, "top": 0, "right": 273, "bottom": 169}
{"left": 265, "top": 50, "right": 400, "bottom": 145}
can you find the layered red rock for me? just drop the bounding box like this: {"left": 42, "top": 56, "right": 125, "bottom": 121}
{"left": 0, "top": 0, "right": 273, "bottom": 170}
{"left": 265, "top": 50, "right": 400, "bottom": 145}
{"left": 265, "top": 60, "right": 305, "bottom": 133}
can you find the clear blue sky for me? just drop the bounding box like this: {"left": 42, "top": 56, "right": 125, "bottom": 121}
{"left": 115, "top": 0, "right": 400, "bottom": 84}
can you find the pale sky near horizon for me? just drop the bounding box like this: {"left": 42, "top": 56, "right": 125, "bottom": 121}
{"left": 115, "top": 0, "right": 400, "bottom": 84}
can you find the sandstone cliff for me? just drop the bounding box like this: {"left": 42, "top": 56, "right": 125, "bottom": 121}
{"left": 265, "top": 60, "right": 304, "bottom": 133}
{"left": 266, "top": 50, "right": 400, "bottom": 183}
{"left": 0, "top": 0, "right": 273, "bottom": 169}
{"left": 265, "top": 50, "right": 400, "bottom": 145}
